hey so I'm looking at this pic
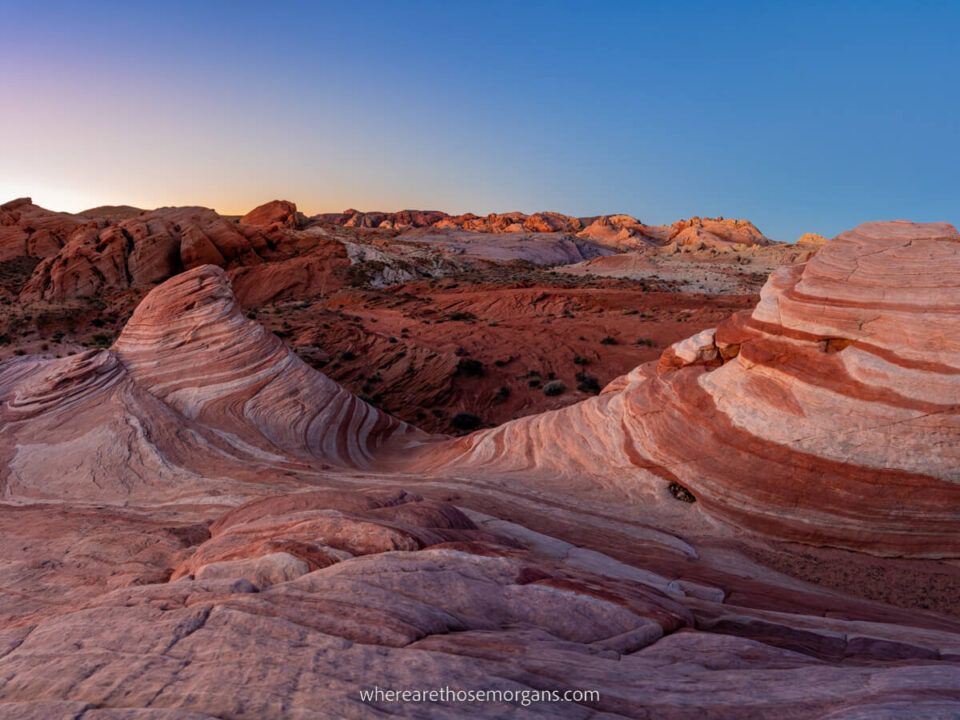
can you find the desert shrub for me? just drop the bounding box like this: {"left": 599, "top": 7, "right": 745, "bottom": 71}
{"left": 542, "top": 380, "right": 566, "bottom": 396}
{"left": 527, "top": 377, "right": 542, "bottom": 388}
{"left": 447, "top": 311, "right": 476, "bottom": 322}
{"left": 600, "top": 336, "right": 617, "bottom": 345}
{"left": 92, "top": 333, "right": 114, "bottom": 347}
{"left": 575, "top": 372, "right": 601, "bottom": 394}
{"left": 341, "top": 350, "right": 357, "bottom": 361}
{"left": 451, "top": 412, "right": 482, "bottom": 431}
{"left": 636, "top": 337, "right": 656, "bottom": 348}
{"left": 457, "top": 358, "right": 484, "bottom": 377}
{"left": 496, "top": 386, "right": 510, "bottom": 400}
{"left": 572, "top": 355, "right": 588, "bottom": 365}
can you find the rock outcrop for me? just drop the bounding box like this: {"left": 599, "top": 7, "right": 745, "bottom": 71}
{"left": 0, "top": 197, "right": 88, "bottom": 261}
{"left": 796, "top": 231, "right": 829, "bottom": 246}
{"left": 576, "top": 213, "right": 668, "bottom": 248}
{"left": 240, "top": 199, "right": 301, "bottom": 230}
{"left": 20, "top": 206, "right": 269, "bottom": 301}
{"left": 668, "top": 216, "right": 770, "bottom": 247}
{"left": 0, "top": 265, "right": 422, "bottom": 502}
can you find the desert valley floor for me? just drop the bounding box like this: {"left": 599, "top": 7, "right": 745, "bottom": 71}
{"left": 0, "top": 198, "right": 957, "bottom": 718}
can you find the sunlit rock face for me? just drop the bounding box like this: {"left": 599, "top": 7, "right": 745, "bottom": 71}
{"left": 239, "top": 199, "right": 301, "bottom": 230}
{"left": 414, "top": 221, "right": 960, "bottom": 557}
{"left": 667, "top": 216, "right": 771, "bottom": 247}
{"left": 0, "top": 222, "right": 959, "bottom": 718}
{"left": 0, "top": 197, "right": 88, "bottom": 261}
{"left": 19, "top": 206, "right": 270, "bottom": 301}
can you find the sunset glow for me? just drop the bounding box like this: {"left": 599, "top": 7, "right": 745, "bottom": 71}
{"left": 2, "top": 1, "right": 957, "bottom": 239}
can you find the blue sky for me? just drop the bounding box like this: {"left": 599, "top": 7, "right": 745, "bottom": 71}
{"left": 1, "top": 0, "right": 957, "bottom": 239}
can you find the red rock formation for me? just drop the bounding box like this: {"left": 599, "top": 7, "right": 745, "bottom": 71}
{"left": 0, "top": 197, "right": 88, "bottom": 261}
{"left": 796, "top": 231, "right": 829, "bottom": 246}
{"left": 577, "top": 213, "right": 667, "bottom": 248}
{"left": 413, "top": 221, "right": 960, "bottom": 557}
{"left": 20, "top": 206, "right": 267, "bottom": 301}
{"left": 324, "top": 208, "right": 448, "bottom": 229}
{"left": 317, "top": 208, "right": 772, "bottom": 249}
{"left": 239, "top": 199, "right": 301, "bottom": 230}
{"left": 0, "top": 219, "right": 958, "bottom": 718}
{"left": 0, "top": 265, "right": 423, "bottom": 504}
{"left": 668, "top": 216, "right": 771, "bottom": 247}
{"left": 78, "top": 204, "right": 146, "bottom": 221}
{"left": 6, "top": 201, "right": 783, "bottom": 311}
{"left": 226, "top": 238, "right": 350, "bottom": 305}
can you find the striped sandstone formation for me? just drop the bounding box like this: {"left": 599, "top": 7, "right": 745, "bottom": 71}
{"left": 0, "top": 265, "right": 421, "bottom": 502}
{"left": 413, "top": 221, "right": 960, "bottom": 557}
{"left": 0, "top": 222, "right": 959, "bottom": 718}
